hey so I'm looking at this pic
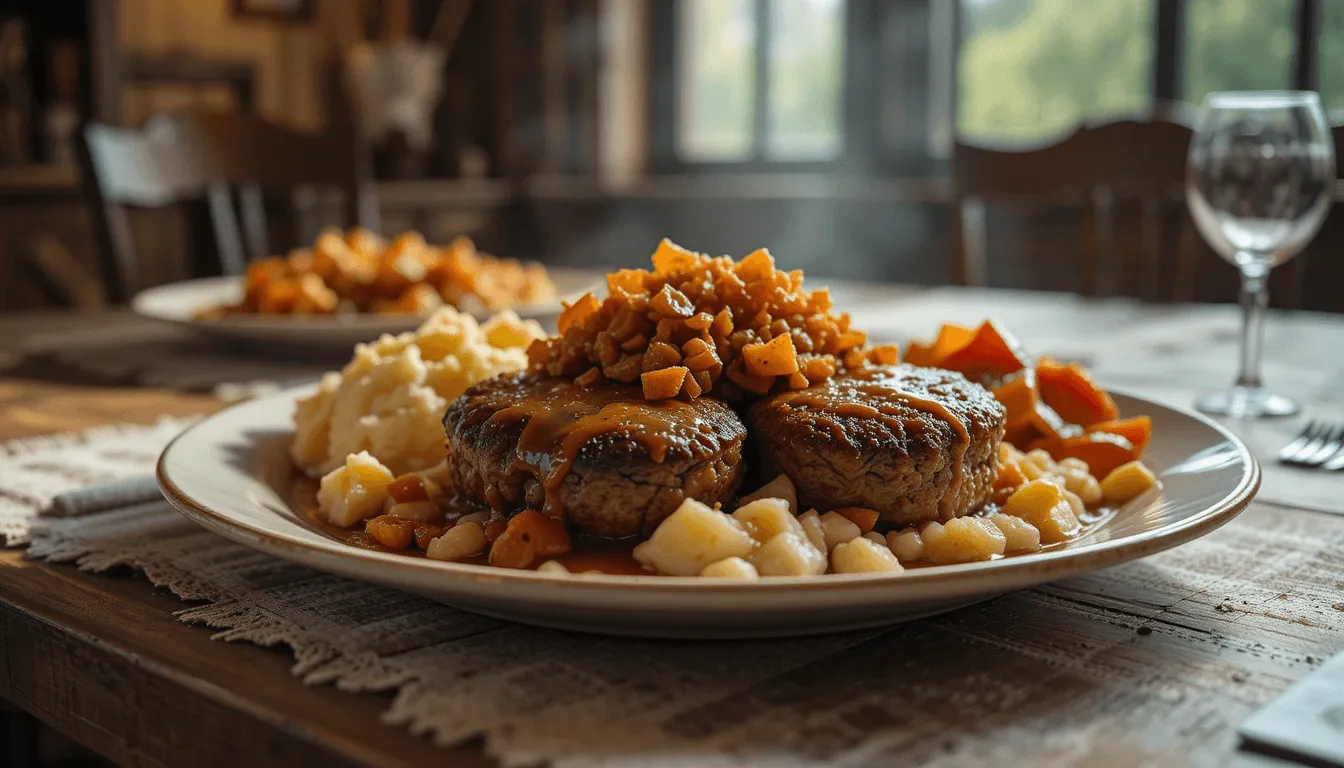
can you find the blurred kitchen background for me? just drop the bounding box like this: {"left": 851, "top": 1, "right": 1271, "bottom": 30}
{"left": 2, "top": 0, "right": 1343, "bottom": 313}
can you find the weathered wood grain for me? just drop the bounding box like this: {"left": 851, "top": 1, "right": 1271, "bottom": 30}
{"left": 0, "top": 550, "right": 492, "bottom": 768}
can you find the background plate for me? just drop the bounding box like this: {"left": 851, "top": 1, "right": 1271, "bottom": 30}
{"left": 157, "top": 386, "right": 1259, "bottom": 638}
{"left": 132, "top": 268, "right": 602, "bottom": 350}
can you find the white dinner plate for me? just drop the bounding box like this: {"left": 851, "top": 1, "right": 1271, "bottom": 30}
{"left": 132, "top": 268, "right": 602, "bottom": 350}
{"left": 157, "top": 385, "right": 1259, "bottom": 638}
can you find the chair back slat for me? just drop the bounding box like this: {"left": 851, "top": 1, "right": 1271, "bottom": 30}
{"left": 238, "top": 182, "right": 269, "bottom": 262}
{"left": 205, "top": 183, "right": 247, "bottom": 276}
{"left": 952, "top": 109, "right": 1196, "bottom": 300}
{"left": 79, "top": 112, "right": 377, "bottom": 302}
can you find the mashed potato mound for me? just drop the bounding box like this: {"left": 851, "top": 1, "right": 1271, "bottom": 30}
{"left": 292, "top": 306, "right": 542, "bottom": 477}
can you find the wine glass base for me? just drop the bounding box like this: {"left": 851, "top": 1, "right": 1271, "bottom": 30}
{"left": 1195, "top": 387, "right": 1300, "bottom": 419}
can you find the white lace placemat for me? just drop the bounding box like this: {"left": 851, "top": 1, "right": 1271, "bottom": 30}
{"left": 4, "top": 421, "right": 1342, "bottom": 768}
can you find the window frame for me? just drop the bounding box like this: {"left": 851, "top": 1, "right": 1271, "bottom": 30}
{"left": 650, "top": 0, "right": 857, "bottom": 173}
{"left": 650, "top": 0, "right": 945, "bottom": 175}
{"left": 649, "top": 0, "right": 1326, "bottom": 174}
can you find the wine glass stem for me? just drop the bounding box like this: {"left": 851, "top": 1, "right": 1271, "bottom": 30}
{"left": 1234, "top": 258, "right": 1270, "bottom": 390}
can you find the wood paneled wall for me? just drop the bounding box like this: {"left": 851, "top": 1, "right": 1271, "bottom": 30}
{"left": 118, "top": 0, "right": 332, "bottom": 130}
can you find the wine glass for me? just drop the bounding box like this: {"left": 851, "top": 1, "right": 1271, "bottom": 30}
{"left": 1185, "top": 91, "right": 1335, "bottom": 418}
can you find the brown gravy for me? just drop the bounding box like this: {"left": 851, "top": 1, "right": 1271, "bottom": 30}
{"left": 768, "top": 366, "right": 972, "bottom": 517}
{"left": 474, "top": 378, "right": 722, "bottom": 521}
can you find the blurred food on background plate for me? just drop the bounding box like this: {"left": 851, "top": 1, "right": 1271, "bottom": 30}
{"left": 198, "top": 228, "right": 557, "bottom": 319}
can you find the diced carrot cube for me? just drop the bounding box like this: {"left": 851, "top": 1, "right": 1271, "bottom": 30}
{"left": 651, "top": 238, "right": 700, "bottom": 275}
{"left": 743, "top": 333, "right": 799, "bottom": 376}
{"left": 870, "top": 344, "right": 899, "bottom": 365}
{"left": 365, "top": 515, "right": 416, "bottom": 549}
{"left": 642, "top": 366, "right": 690, "bottom": 399}
{"left": 735, "top": 248, "right": 776, "bottom": 282}
{"left": 558, "top": 293, "right": 602, "bottom": 334}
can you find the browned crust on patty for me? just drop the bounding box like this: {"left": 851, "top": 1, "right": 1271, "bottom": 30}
{"left": 746, "top": 364, "right": 1006, "bottom": 524}
{"left": 444, "top": 374, "right": 746, "bottom": 537}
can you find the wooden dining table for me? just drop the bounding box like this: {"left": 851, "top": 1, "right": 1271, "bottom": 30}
{"left": 0, "top": 285, "right": 1341, "bottom": 768}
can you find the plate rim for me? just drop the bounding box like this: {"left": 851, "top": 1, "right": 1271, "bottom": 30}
{"left": 156, "top": 384, "right": 1261, "bottom": 598}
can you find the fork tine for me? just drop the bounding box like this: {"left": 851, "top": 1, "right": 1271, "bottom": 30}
{"left": 1286, "top": 421, "right": 1334, "bottom": 465}
{"left": 1279, "top": 419, "right": 1322, "bottom": 463}
{"left": 1303, "top": 423, "right": 1344, "bottom": 466}
{"left": 1322, "top": 445, "right": 1344, "bottom": 471}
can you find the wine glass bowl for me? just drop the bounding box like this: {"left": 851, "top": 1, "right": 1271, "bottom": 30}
{"left": 1185, "top": 91, "right": 1335, "bottom": 418}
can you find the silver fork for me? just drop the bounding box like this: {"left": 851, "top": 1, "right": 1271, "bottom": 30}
{"left": 1278, "top": 420, "right": 1344, "bottom": 469}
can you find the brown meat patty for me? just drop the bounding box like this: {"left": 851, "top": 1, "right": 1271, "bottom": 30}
{"left": 444, "top": 374, "right": 746, "bottom": 538}
{"left": 747, "top": 364, "right": 1006, "bottom": 524}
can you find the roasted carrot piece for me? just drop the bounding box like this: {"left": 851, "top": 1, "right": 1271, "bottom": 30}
{"left": 488, "top": 510, "right": 572, "bottom": 569}
{"left": 994, "top": 368, "right": 1078, "bottom": 447}
{"left": 938, "top": 321, "right": 1031, "bottom": 381}
{"left": 1029, "top": 431, "right": 1137, "bottom": 481}
{"left": 1087, "top": 416, "right": 1152, "bottom": 457}
{"left": 993, "top": 370, "right": 1038, "bottom": 427}
{"left": 365, "top": 515, "right": 416, "bottom": 549}
{"left": 1036, "top": 357, "right": 1119, "bottom": 428}
{"left": 834, "top": 507, "right": 880, "bottom": 534}
{"left": 903, "top": 323, "right": 976, "bottom": 368}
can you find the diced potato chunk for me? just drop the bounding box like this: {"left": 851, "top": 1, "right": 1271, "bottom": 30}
{"left": 863, "top": 531, "right": 887, "bottom": 544}
{"left": 317, "top": 451, "right": 396, "bottom": 527}
{"left": 1056, "top": 458, "right": 1103, "bottom": 506}
{"left": 699, "top": 557, "right": 760, "bottom": 579}
{"left": 1025, "top": 449, "right": 1057, "bottom": 472}
{"left": 1003, "top": 479, "right": 1081, "bottom": 544}
{"left": 1101, "top": 460, "right": 1160, "bottom": 504}
{"left": 887, "top": 529, "right": 924, "bottom": 563}
{"left": 819, "top": 511, "right": 862, "bottom": 550}
{"left": 733, "top": 498, "right": 804, "bottom": 543}
{"left": 989, "top": 513, "right": 1042, "bottom": 553}
{"left": 748, "top": 532, "right": 827, "bottom": 576}
{"left": 454, "top": 510, "right": 491, "bottom": 528}
{"left": 738, "top": 474, "right": 798, "bottom": 516}
{"left": 426, "top": 521, "right": 487, "bottom": 562}
{"left": 920, "top": 517, "right": 1007, "bottom": 565}
{"left": 831, "top": 537, "right": 904, "bottom": 574}
{"left": 384, "top": 500, "right": 441, "bottom": 522}
{"left": 632, "top": 499, "right": 756, "bottom": 576}
{"left": 1062, "top": 488, "right": 1086, "bottom": 519}
{"left": 537, "top": 560, "right": 569, "bottom": 574}
{"left": 797, "top": 510, "right": 827, "bottom": 554}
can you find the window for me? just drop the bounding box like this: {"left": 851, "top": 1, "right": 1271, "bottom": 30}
{"left": 957, "top": 0, "right": 1153, "bottom": 143}
{"left": 677, "top": 0, "right": 757, "bottom": 161}
{"left": 1319, "top": 0, "right": 1344, "bottom": 110}
{"left": 654, "top": 1, "right": 1334, "bottom": 170}
{"left": 662, "top": 0, "right": 846, "bottom": 167}
{"left": 1185, "top": 0, "right": 1294, "bottom": 102}
{"left": 765, "top": 0, "right": 844, "bottom": 159}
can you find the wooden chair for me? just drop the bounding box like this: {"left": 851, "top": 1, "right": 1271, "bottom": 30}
{"left": 950, "top": 109, "right": 1204, "bottom": 302}
{"left": 79, "top": 112, "right": 379, "bottom": 302}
